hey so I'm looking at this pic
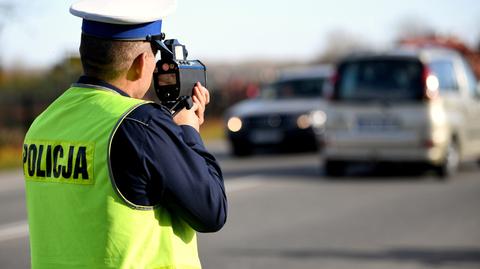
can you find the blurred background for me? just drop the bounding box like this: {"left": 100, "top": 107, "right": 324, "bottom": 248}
{"left": 1, "top": 0, "right": 480, "bottom": 268}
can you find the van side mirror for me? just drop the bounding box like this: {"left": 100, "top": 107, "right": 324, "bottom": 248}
{"left": 476, "top": 82, "right": 480, "bottom": 99}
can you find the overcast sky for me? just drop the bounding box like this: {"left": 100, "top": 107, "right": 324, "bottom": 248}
{"left": 0, "top": 0, "right": 479, "bottom": 69}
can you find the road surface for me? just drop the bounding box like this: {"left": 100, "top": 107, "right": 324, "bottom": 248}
{"left": 1, "top": 140, "right": 479, "bottom": 269}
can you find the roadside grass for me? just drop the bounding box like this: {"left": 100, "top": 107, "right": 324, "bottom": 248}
{"left": 201, "top": 118, "right": 225, "bottom": 142}
{"left": 0, "top": 119, "right": 225, "bottom": 170}
{"left": 0, "top": 146, "right": 22, "bottom": 170}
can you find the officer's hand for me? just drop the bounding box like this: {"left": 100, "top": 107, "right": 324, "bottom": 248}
{"left": 192, "top": 82, "right": 210, "bottom": 126}
{"left": 173, "top": 82, "right": 210, "bottom": 132}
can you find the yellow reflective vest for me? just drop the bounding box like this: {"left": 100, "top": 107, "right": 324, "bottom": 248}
{"left": 23, "top": 85, "right": 201, "bottom": 269}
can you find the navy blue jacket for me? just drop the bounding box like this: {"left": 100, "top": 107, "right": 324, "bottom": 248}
{"left": 78, "top": 76, "right": 227, "bottom": 233}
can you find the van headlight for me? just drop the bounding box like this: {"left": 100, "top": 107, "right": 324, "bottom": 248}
{"left": 309, "top": 110, "right": 327, "bottom": 128}
{"left": 227, "top": 117, "right": 243, "bottom": 132}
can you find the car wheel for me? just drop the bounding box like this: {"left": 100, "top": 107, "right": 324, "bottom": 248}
{"left": 231, "top": 142, "right": 252, "bottom": 157}
{"left": 435, "top": 141, "right": 460, "bottom": 180}
{"left": 324, "top": 160, "right": 346, "bottom": 177}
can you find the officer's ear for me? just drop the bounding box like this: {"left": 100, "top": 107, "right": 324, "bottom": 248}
{"left": 128, "top": 52, "right": 148, "bottom": 81}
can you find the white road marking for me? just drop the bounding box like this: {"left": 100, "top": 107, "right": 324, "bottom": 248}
{"left": 0, "top": 220, "right": 29, "bottom": 242}
{"left": 0, "top": 173, "right": 263, "bottom": 242}
{"left": 225, "top": 175, "right": 264, "bottom": 193}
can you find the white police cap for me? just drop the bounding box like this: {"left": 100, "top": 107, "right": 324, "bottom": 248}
{"left": 70, "top": 0, "right": 176, "bottom": 40}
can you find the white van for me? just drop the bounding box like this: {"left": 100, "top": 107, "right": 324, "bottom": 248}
{"left": 321, "top": 48, "right": 480, "bottom": 178}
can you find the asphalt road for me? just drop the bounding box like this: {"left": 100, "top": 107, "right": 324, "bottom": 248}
{"left": 1, "top": 140, "right": 480, "bottom": 269}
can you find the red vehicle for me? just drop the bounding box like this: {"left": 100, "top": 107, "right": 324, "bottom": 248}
{"left": 399, "top": 36, "right": 480, "bottom": 79}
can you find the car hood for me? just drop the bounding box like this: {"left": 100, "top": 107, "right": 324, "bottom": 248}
{"left": 226, "top": 98, "right": 326, "bottom": 118}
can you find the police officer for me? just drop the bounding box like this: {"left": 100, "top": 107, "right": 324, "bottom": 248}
{"left": 22, "top": 0, "right": 227, "bottom": 268}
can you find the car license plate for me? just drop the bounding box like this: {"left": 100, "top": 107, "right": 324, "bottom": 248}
{"left": 357, "top": 116, "right": 399, "bottom": 132}
{"left": 250, "top": 130, "right": 283, "bottom": 144}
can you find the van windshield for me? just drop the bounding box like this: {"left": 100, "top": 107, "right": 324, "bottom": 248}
{"left": 261, "top": 78, "right": 325, "bottom": 99}
{"left": 336, "top": 59, "right": 424, "bottom": 101}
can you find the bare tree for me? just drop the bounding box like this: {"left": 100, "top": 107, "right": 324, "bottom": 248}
{"left": 314, "top": 29, "right": 372, "bottom": 63}
{"left": 395, "top": 15, "right": 436, "bottom": 41}
{"left": 0, "top": 2, "right": 14, "bottom": 40}
{"left": 0, "top": 2, "right": 15, "bottom": 80}
{"left": 0, "top": 3, "right": 13, "bottom": 23}
{"left": 477, "top": 30, "right": 480, "bottom": 52}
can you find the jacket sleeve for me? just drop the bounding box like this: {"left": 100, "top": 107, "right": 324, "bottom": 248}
{"left": 111, "top": 103, "right": 227, "bottom": 233}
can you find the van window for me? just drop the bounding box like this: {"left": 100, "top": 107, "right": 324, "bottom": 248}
{"left": 460, "top": 58, "right": 478, "bottom": 97}
{"left": 261, "top": 78, "right": 325, "bottom": 99}
{"left": 335, "top": 59, "right": 424, "bottom": 101}
{"left": 429, "top": 60, "right": 459, "bottom": 92}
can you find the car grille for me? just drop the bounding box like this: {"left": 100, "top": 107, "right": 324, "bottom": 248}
{"left": 243, "top": 114, "right": 297, "bottom": 129}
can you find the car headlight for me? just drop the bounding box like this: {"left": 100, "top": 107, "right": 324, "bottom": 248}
{"left": 296, "top": 114, "right": 311, "bottom": 129}
{"left": 227, "top": 117, "right": 243, "bottom": 132}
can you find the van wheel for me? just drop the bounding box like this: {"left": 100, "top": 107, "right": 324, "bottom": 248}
{"left": 435, "top": 141, "right": 460, "bottom": 180}
{"left": 324, "top": 160, "right": 346, "bottom": 177}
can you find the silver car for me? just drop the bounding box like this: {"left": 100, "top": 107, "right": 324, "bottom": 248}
{"left": 321, "top": 48, "right": 480, "bottom": 178}
{"left": 225, "top": 65, "right": 332, "bottom": 156}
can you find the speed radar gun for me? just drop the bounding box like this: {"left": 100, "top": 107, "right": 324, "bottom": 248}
{"left": 150, "top": 36, "right": 207, "bottom": 116}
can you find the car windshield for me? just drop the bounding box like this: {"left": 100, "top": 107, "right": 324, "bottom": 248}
{"left": 336, "top": 59, "right": 424, "bottom": 101}
{"left": 260, "top": 78, "right": 325, "bottom": 99}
